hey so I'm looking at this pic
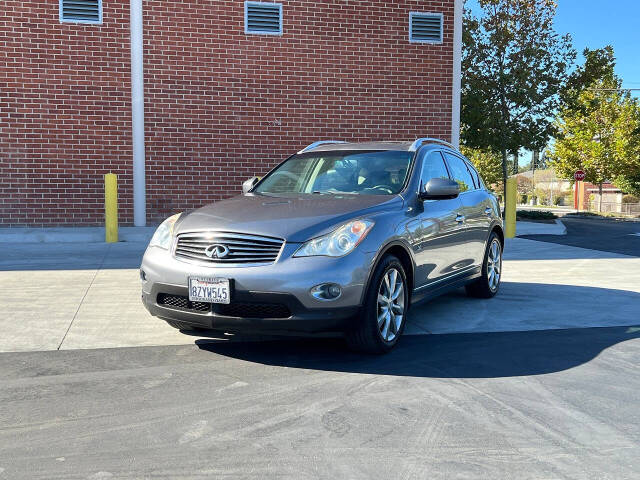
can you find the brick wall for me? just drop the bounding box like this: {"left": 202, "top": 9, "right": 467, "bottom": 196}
{"left": 580, "top": 181, "right": 621, "bottom": 209}
{"left": 0, "top": 0, "right": 133, "bottom": 226}
{"left": 1, "top": 0, "right": 455, "bottom": 226}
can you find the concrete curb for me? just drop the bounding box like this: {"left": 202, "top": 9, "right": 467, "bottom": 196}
{"left": 0, "top": 227, "right": 155, "bottom": 244}
{"left": 516, "top": 219, "right": 566, "bottom": 236}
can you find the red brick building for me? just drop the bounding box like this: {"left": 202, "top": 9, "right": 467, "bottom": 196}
{"left": 1, "top": 0, "right": 462, "bottom": 227}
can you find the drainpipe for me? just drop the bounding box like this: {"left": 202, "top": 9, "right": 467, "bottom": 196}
{"left": 131, "top": 0, "right": 146, "bottom": 226}
{"left": 450, "top": 0, "right": 463, "bottom": 148}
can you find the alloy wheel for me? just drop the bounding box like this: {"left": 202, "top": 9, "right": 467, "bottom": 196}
{"left": 377, "top": 267, "right": 405, "bottom": 342}
{"left": 487, "top": 239, "right": 502, "bottom": 291}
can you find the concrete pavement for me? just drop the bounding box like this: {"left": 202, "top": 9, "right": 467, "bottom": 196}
{"left": 1, "top": 236, "right": 639, "bottom": 352}
{"left": 515, "top": 219, "right": 566, "bottom": 235}
{"left": 0, "top": 226, "right": 155, "bottom": 244}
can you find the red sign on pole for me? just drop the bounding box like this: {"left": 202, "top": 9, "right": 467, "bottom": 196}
{"left": 574, "top": 170, "right": 586, "bottom": 181}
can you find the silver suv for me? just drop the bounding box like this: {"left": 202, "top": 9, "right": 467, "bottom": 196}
{"left": 140, "top": 138, "right": 503, "bottom": 353}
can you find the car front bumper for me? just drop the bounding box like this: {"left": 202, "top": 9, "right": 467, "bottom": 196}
{"left": 140, "top": 242, "right": 375, "bottom": 333}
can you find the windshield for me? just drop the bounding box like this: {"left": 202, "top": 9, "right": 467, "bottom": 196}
{"left": 254, "top": 150, "right": 413, "bottom": 195}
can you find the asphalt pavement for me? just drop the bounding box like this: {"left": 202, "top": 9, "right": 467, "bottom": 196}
{"left": 1, "top": 326, "right": 639, "bottom": 479}
{"left": 522, "top": 216, "right": 640, "bottom": 257}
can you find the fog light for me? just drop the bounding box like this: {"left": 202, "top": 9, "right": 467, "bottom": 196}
{"left": 311, "top": 283, "right": 342, "bottom": 301}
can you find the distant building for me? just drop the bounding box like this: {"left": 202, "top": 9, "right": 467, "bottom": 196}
{"left": 511, "top": 169, "right": 571, "bottom": 205}
{"left": 578, "top": 182, "right": 624, "bottom": 212}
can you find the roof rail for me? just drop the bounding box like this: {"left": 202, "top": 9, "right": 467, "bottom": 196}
{"left": 298, "top": 140, "right": 346, "bottom": 154}
{"left": 409, "top": 137, "right": 456, "bottom": 152}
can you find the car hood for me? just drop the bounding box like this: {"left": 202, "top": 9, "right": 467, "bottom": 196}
{"left": 175, "top": 194, "right": 403, "bottom": 242}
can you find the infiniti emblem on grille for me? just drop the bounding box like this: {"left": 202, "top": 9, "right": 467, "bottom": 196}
{"left": 204, "top": 244, "right": 230, "bottom": 259}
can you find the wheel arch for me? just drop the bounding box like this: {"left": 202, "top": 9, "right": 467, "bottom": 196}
{"left": 491, "top": 223, "right": 504, "bottom": 250}
{"left": 362, "top": 240, "right": 415, "bottom": 305}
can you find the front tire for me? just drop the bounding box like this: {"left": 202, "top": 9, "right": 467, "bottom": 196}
{"left": 465, "top": 232, "right": 502, "bottom": 298}
{"left": 346, "top": 255, "right": 408, "bottom": 354}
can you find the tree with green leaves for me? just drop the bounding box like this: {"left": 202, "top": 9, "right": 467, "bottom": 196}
{"left": 461, "top": 0, "right": 575, "bottom": 204}
{"left": 611, "top": 102, "right": 640, "bottom": 197}
{"left": 560, "top": 46, "right": 616, "bottom": 115}
{"left": 550, "top": 72, "right": 640, "bottom": 209}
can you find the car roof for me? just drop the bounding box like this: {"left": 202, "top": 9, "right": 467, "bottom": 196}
{"left": 307, "top": 141, "right": 415, "bottom": 152}
{"left": 301, "top": 139, "right": 458, "bottom": 154}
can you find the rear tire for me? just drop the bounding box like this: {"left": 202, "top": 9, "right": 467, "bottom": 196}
{"left": 165, "top": 320, "right": 207, "bottom": 332}
{"left": 465, "top": 232, "right": 502, "bottom": 298}
{"left": 345, "top": 255, "right": 409, "bottom": 354}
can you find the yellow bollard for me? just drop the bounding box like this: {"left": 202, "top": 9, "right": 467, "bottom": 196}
{"left": 504, "top": 177, "right": 516, "bottom": 238}
{"left": 104, "top": 173, "right": 118, "bottom": 243}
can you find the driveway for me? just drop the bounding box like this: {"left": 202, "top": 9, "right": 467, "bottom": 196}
{"left": 1, "top": 326, "right": 638, "bottom": 479}
{"left": 521, "top": 216, "right": 640, "bottom": 257}
{"left": 0, "top": 233, "right": 638, "bottom": 479}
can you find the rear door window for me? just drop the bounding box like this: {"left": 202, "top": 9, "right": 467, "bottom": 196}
{"left": 463, "top": 160, "right": 481, "bottom": 189}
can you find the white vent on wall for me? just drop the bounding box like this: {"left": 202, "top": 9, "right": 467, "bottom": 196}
{"left": 409, "top": 12, "right": 443, "bottom": 43}
{"left": 60, "top": 0, "right": 102, "bottom": 24}
{"left": 245, "top": 2, "right": 282, "bottom": 35}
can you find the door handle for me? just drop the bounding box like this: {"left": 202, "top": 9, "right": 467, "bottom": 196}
{"left": 456, "top": 214, "right": 465, "bottom": 224}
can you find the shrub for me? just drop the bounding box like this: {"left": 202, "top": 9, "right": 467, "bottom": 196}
{"left": 622, "top": 194, "right": 639, "bottom": 204}
{"left": 563, "top": 190, "right": 574, "bottom": 206}
{"left": 516, "top": 210, "right": 558, "bottom": 221}
{"left": 534, "top": 188, "right": 549, "bottom": 205}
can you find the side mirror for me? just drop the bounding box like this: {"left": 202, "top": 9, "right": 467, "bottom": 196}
{"left": 242, "top": 176, "right": 260, "bottom": 194}
{"left": 419, "top": 177, "right": 460, "bottom": 200}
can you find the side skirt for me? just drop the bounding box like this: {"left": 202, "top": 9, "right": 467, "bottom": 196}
{"left": 410, "top": 267, "right": 481, "bottom": 306}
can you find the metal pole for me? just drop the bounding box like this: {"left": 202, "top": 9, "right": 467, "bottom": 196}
{"left": 531, "top": 150, "right": 536, "bottom": 205}
{"left": 131, "top": 0, "right": 146, "bottom": 226}
{"left": 505, "top": 178, "right": 517, "bottom": 238}
{"left": 105, "top": 173, "right": 118, "bottom": 243}
{"left": 450, "top": 0, "right": 463, "bottom": 148}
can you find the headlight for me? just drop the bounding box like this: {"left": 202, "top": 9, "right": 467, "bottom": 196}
{"left": 149, "top": 213, "right": 181, "bottom": 249}
{"left": 294, "top": 220, "right": 374, "bottom": 257}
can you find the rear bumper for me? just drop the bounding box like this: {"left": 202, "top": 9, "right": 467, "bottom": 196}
{"left": 142, "top": 282, "right": 360, "bottom": 334}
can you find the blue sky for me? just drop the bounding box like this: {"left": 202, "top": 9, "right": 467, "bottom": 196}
{"left": 466, "top": 0, "right": 640, "bottom": 97}
{"left": 554, "top": 0, "right": 640, "bottom": 97}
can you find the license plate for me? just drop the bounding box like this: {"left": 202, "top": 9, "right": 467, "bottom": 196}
{"left": 188, "top": 277, "right": 230, "bottom": 304}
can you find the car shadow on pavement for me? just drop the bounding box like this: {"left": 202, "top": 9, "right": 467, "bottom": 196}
{"left": 405, "top": 282, "right": 640, "bottom": 335}
{"left": 195, "top": 325, "right": 639, "bottom": 379}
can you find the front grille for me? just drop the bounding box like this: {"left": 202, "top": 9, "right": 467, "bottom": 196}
{"left": 157, "top": 293, "right": 210, "bottom": 312}
{"left": 175, "top": 232, "right": 284, "bottom": 265}
{"left": 217, "top": 302, "right": 291, "bottom": 319}
{"left": 156, "top": 294, "right": 291, "bottom": 319}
